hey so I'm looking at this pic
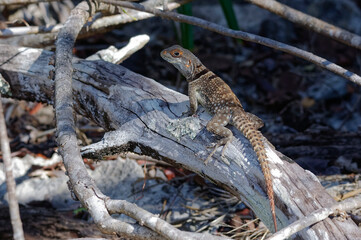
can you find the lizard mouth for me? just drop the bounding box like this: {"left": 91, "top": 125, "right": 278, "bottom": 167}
{"left": 161, "top": 54, "right": 177, "bottom": 64}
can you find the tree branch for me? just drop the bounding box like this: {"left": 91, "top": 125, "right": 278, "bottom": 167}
{"left": 0, "top": 0, "right": 57, "bottom": 5}
{"left": 51, "top": 0, "right": 228, "bottom": 238}
{"left": 53, "top": 1, "right": 162, "bottom": 239}
{"left": 268, "top": 195, "right": 361, "bottom": 240}
{"left": 98, "top": 0, "right": 361, "bottom": 86}
{"left": 0, "top": 0, "right": 190, "bottom": 48}
{"left": 106, "top": 199, "right": 227, "bottom": 240}
{"left": 246, "top": 0, "right": 361, "bottom": 50}
{"left": 0, "top": 24, "right": 63, "bottom": 37}
{"left": 0, "top": 79, "right": 24, "bottom": 239}
{"left": 86, "top": 34, "right": 150, "bottom": 63}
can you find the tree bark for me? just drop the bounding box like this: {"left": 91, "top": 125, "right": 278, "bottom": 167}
{"left": 1, "top": 44, "right": 360, "bottom": 239}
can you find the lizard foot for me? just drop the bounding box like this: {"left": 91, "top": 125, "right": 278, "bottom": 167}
{"left": 204, "top": 143, "right": 219, "bottom": 165}
{"left": 181, "top": 109, "right": 198, "bottom": 118}
{"left": 204, "top": 141, "right": 230, "bottom": 165}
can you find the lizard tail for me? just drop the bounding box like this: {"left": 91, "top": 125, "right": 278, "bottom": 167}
{"left": 233, "top": 113, "right": 277, "bottom": 232}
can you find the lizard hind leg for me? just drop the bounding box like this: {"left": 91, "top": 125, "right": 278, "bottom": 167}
{"left": 204, "top": 114, "right": 233, "bottom": 165}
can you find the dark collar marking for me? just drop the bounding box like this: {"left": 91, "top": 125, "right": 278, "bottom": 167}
{"left": 193, "top": 68, "right": 209, "bottom": 80}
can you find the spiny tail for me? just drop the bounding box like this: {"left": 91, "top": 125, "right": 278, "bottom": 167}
{"left": 233, "top": 113, "right": 277, "bottom": 232}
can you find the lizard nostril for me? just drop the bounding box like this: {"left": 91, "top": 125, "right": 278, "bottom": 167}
{"left": 162, "top": 50, "right": 167, "bottom": 55}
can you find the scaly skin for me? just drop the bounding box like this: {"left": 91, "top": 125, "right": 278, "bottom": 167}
{"left": 161, "top": 45, "right": 277, "bottom": 231}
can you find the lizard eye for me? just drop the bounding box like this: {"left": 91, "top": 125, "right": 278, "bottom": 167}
{"left": 171, "top": 49, "right": 182, "bottom": 58}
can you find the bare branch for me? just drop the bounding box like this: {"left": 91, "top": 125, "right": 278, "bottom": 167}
{"left": 98, "top": 0, "right": 361, "bottom": 86}
{"left": 0, "top": 76, "right": 24, "bottom": 240}
{"left": 246, "top": 0, "right": 361, "bottom": 50}
{"left": 53, "top": 1, "right": 134, "bottom": 238}
{"left": 0, "top": 0, "right": 58, "bottom": 5}
{"left": 106, "top": 199, "right": 228, "bottom": 240}
{"left": 268, "top": 195, "right": 361, "bottom": 240}
{"left": 52, "top": 1, "right": 228, "bottom": 238}
{"left": 0, "top": 24, "right": 63, "bottom": 37}
{"left": 0, "top": 0, "right": 139, "bottom": 5}
{"left": 86, "top": 34, "right": 150, "bottom": 63}
{"left": 0, "top": 0, "right": 189, "bottom": 39}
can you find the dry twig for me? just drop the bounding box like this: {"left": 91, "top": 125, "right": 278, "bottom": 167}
{"left": 53, "top": 0, "right": 229, "bottom": 238}
{"left": 0, "top": 24, "right": 63, "bottom": 37}
{"left": 268, "top": 195, "right": 361, "bottom": 240}
{"left": 54, "top": 1, "right": 163, "bottom": 239}
{"left": 0, "top": 0, "right": 189, "bottom": 47}
{"left": 246, "top": 0, "right": 361, "bottom": 50}
{"left": 0, "top": 75, "right": 24, "bottom": 240}
{"left": 86, "top": 34, "right": 150, "bottom": 63}
{"left": 0, "top": 0, "right": 57, "bottom": 5}
{"left": 98, "top": 0, "right": 361, "bottom": 86}
{"left": 106, "top": 199, "right": 228, "bottom": 240}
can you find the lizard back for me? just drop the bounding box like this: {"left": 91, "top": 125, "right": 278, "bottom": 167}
{"left": 191, "top": 69, "right": 244, "bottom": 115}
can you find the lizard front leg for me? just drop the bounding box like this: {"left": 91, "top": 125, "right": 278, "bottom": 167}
{"left": 182, "top": 83, "right": 198, "bottom": 117}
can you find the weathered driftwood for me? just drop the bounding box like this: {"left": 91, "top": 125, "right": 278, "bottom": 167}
{"left": 1, "top": 44, "right": 360, "bottom": 239}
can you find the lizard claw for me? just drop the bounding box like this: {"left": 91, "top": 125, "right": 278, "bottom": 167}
{"left": 204, "top": 143, "right": 220, "bottom": 165}
{"left": 220, "top": 155, "right": 230, "bottom": 165}
{"left": 204, "top": 141, "right": 230, "bottom": 165}
{"left": 206, "top": 143, "right": 217, "bottom": 149}
{"left": 181, "top": 110, "right": 197, "bottom": 118}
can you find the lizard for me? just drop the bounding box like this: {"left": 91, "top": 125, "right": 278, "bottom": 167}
{"left": 160, "top": 45, "right": 278, "bottom": 232}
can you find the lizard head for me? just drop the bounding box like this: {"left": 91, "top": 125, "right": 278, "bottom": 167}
{"left": 161, "top": 45, "right": 201, "bottom": 81}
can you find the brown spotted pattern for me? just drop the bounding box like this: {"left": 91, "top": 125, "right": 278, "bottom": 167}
{"left": 161, "top": 46, "right": 277, "bottom": 231}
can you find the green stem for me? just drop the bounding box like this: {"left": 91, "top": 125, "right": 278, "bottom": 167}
{"left": 177, "top": 3, "right": 194, "bottom": 50}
